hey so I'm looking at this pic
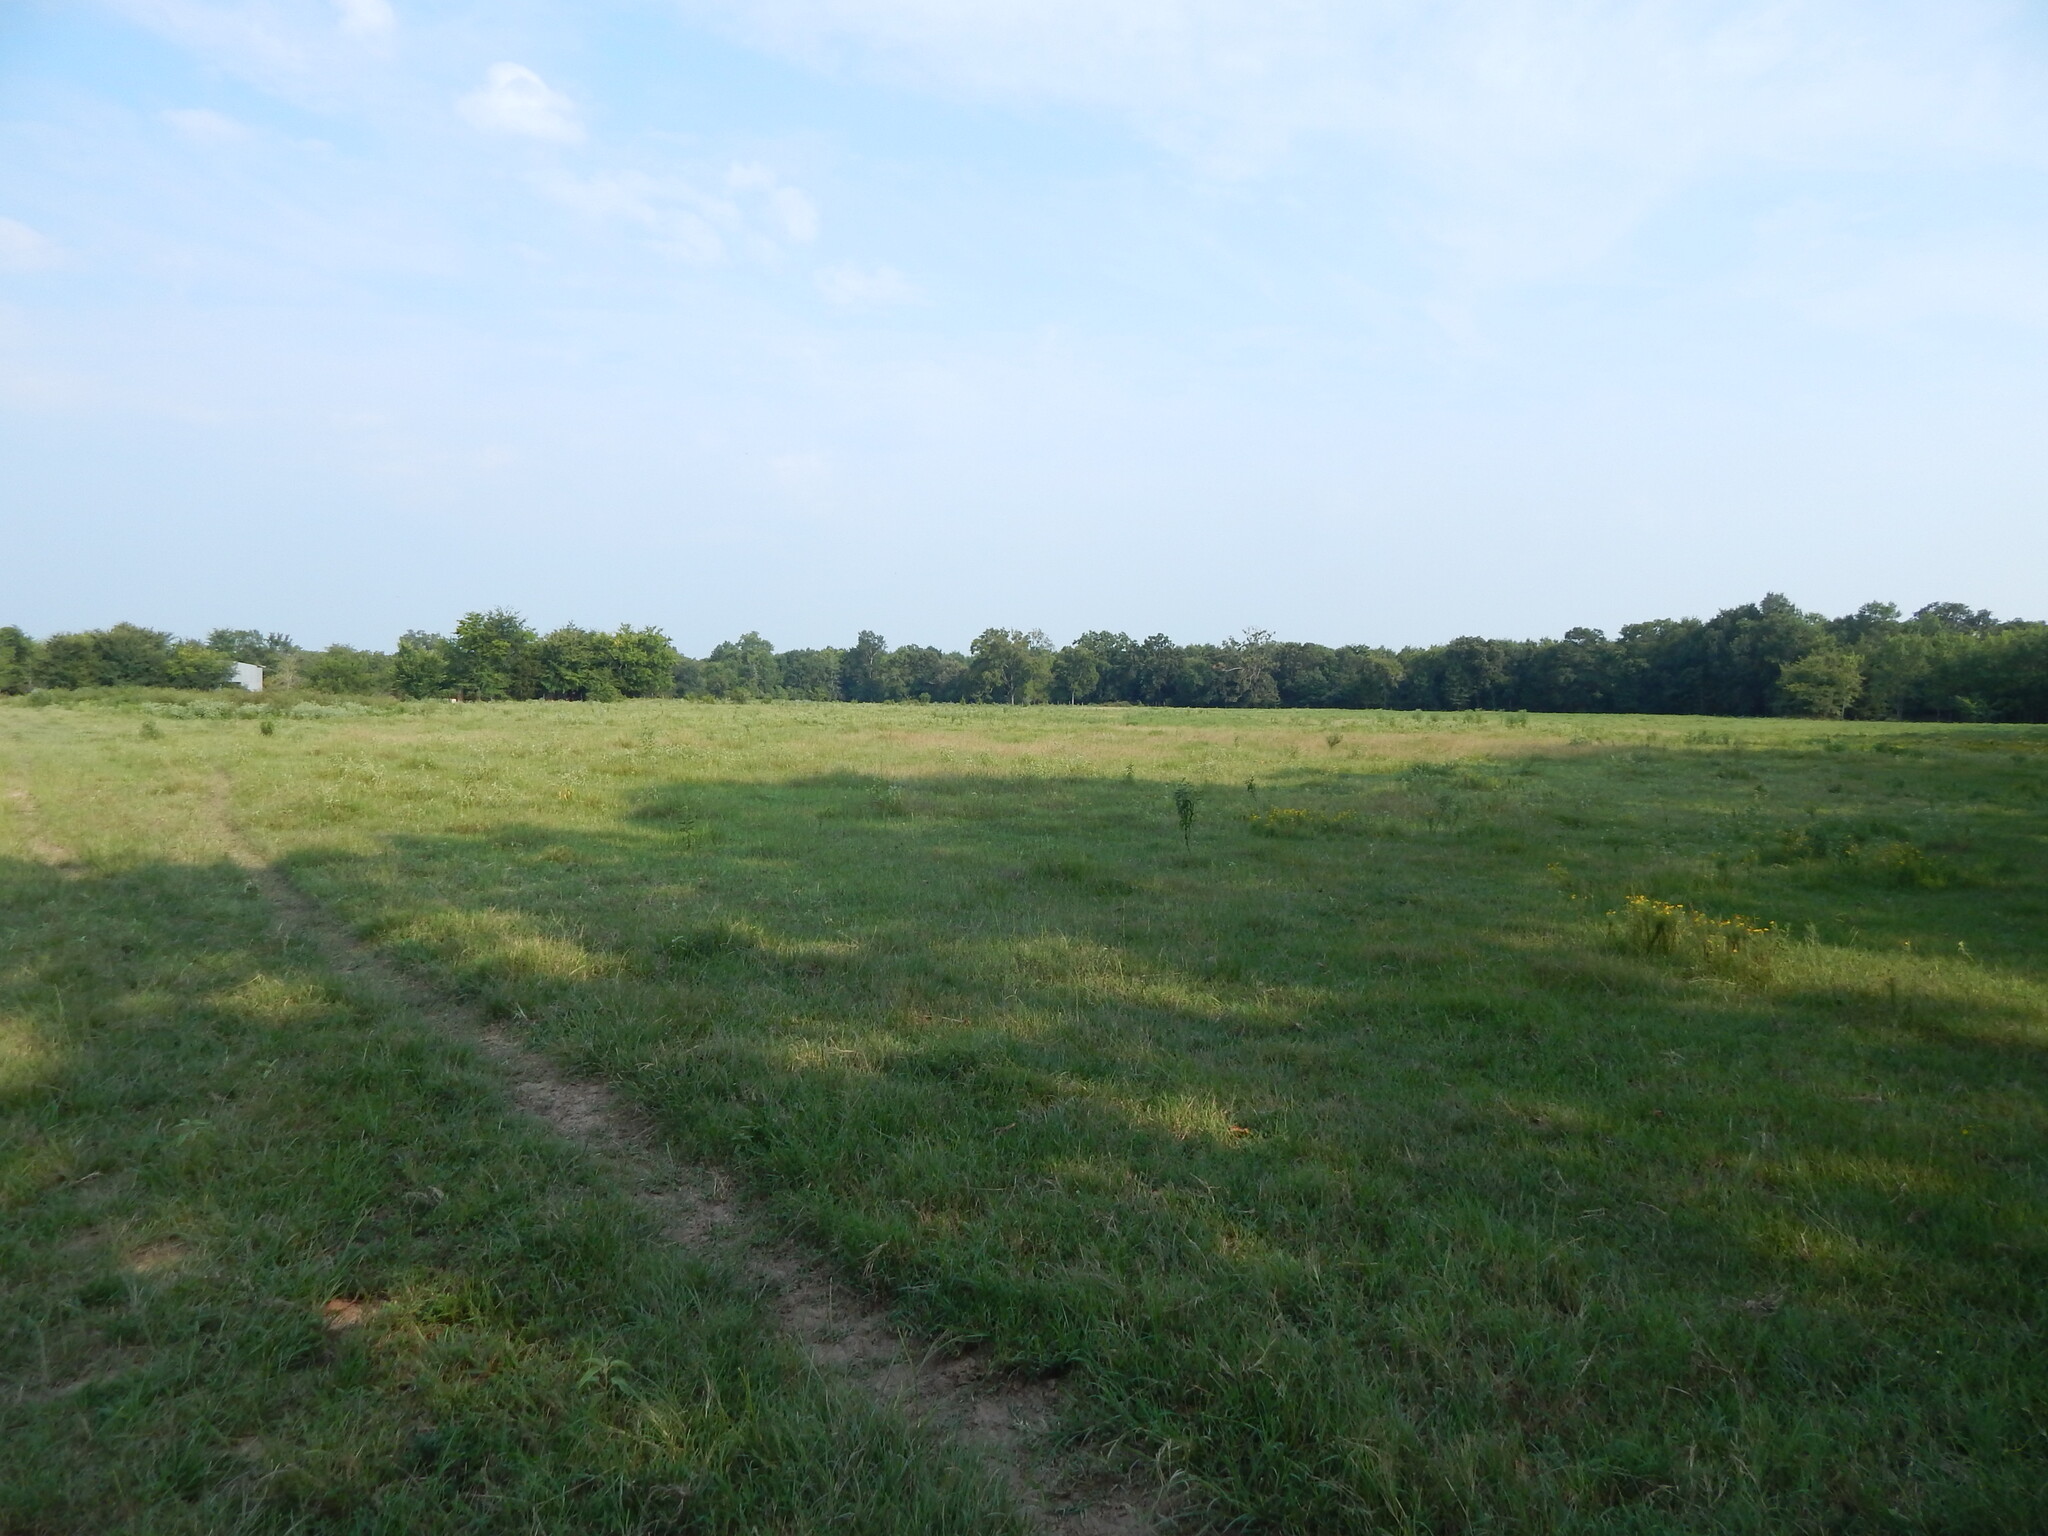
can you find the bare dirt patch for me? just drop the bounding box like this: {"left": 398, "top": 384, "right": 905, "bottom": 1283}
{"left": 122, "top": 1238, "right": 196, "bottom": 1276}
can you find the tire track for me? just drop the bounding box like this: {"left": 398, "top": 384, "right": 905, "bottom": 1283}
{"left": 210, "top": 779, "right": 1165, "bottom": 1536}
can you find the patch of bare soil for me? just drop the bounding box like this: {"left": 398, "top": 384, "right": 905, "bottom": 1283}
{"left": 122, "top": 1238, "right": 197, "bottom": 1276}
{"left": 210, "top": 778, "right": 1165, "bottom": 1535}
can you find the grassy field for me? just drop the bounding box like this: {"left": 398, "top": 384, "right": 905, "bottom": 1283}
{"left": 5, "top": 696, "right": 2046, "bottom": 1533}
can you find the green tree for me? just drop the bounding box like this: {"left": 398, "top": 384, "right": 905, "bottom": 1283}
{"left": 535, "top": 626, "right": 623, "bottom": 701}
{"left": 1212, "top": 630, "right": 1280, "bottom": 707}
{"left": 0, "top": 626, "right": 38, "bottom": 693}
{"left": 1130, "top": 634, "right": 1199, "bottom": 706}
{"left": 1773, "top": 647, "right": 1864, "bottom": 719}
{"left": 205, "top": 629, "right": 296, "bottom": 670}
{"left": 164, "top": 642, "right": 234, "bottom": 689}
{"left": 31, "top": 624, "right": 180, "bottom": 688}
{"left": 96, "top": 624, "right": 181, "bottom": 685}
{"left": 840, "top": 631, "right": 904, "bottom": 702}
{"left": 449, "top": 610, "right": 540, "bottom": 700}
{"left": 391, "top": 632, "right": 452, "bottom": 699}
{"left": 702, "top": 633, "right": 781, "bottom": 698}
{"left": 609, "top": 626, "right": 678, "bottom": 697}
{"left": 1328, "top": 647, "right": 1403, "bottom": 708}
{"left": 967, "top": 628, "right": 1053, "bottom": 704}
{"left": 1827, "top": 602, "right": 1900, "bottom": 647}
{"left": 1963, "top": 625, "right": 2048, "bottom": 721}
{"left": 301, "top": 645, "right": 394, "bottom": 695}
{"left": 1400, "top": 636, "right": 1514, "bottom": 710}
{"left": 892, "top": 645, "right": 968, "bottom": 702}
{"left": 31, "top": 633, "right": 106, "bottom": 689}
{"left": 1050, "top": 645, "right": 1101, "bottom": 703}
{"left": 1911, "top": 602, "right": 1996, "bottom": 636}
{"left": 776, "top": 648, "right": 844, "bottom": 701}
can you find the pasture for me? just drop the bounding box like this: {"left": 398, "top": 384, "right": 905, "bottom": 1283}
{"left": 4, "top": 697, "right": 2045, "bottom": 1532}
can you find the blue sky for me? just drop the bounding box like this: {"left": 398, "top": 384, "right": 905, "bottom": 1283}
{"left": 2, "top": 0, "right": 2045, "bottom": 652}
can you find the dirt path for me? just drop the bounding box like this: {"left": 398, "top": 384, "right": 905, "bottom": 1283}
{"left": 210, "top": 781, "right": 1164, "bottom": 1536}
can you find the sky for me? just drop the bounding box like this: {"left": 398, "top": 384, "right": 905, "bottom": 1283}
{"left": 2, "top": 0, "right": 2045, "bottom": 654}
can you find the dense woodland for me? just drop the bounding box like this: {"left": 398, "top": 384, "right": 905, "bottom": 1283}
{"left": 3, "top": 595, "right": 2043, "bottom": 721}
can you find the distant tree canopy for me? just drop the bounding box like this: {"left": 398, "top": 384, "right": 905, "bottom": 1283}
{"left": 4, "top": 597, "right": 2043, "bottom": 720}
{"left": 8, "top": 623, "right": 234, "bottom": 691}
{"left": 389, "top": 612, "right": 680, "bottom": 701}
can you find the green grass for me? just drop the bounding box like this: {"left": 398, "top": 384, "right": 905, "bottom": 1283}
{"left": 7, "top": 699, "right": 2047, "bottom": 1531}
{"left": 0, "top": 736, "right": 1023, "bottom": 1533}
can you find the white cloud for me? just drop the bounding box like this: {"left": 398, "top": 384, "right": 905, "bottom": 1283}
{"left": 0, "top": 218, "right": 62, "bottom": 273}
{"left": 458, "top": 62, "right": 585, "bottom": 144}
{"left": 685, "top": 1, "right": 2048, "bottom": 281}
{"left": 729, "top": 163, "right": 819, "bottom": 241}
{"left": 771, "top": 186, "right": 819, "bottom": 242}
{"left": 331, "top": 0, "right": 393, "bottom": 36}
{"left": 1747, "top": 210, "right": 2048, "bottom": 333}
{"left": 101, "top": 1, "right": 311, "bottom": 79}
{"left": 536, "top": 170, "right": 732, "bottom": 261}
{"left": 688, "top": 1, "right": 2044, "bottom": 160}
{"left": 534, "top": 161, "right": 828, "bottom": 264}
{"left": 101, "top": 1, "right": 395, "bottom": 103}
{"left": 816, "top": 263, "right": 917, "bottom": 306}
{"left": 162, "top": 107, "right": 248, "bottom": 144}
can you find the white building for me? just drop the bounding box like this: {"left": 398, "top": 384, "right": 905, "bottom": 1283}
{"left": 231, "top": 661, "right": 264, "bottom": 691}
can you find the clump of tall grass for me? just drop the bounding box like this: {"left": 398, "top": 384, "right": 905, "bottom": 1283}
{"left": 1611, "top": 894, "right": 1786, "bottom": 977}
{"left": 1761, "top": 822, "right": 1957, "bottom": 889}
{"left": 1400, "top": 761, "right": 1503, "bottom": 831}
{"left": 1172, "top": 782, "right": 1198, "bottom": 849}
{"left": 1245, "top": 806, "right": 1357, "bottom": 837}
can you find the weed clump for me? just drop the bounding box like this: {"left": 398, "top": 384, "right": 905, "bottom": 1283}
{"left": 1400, "top": 761, "right": 1502, "bottom": 831}
{"left": 629, "top": 790, "right": 704, "bottom": 831}
{"left": 663, "top": 920, "right": 762, "bottom": 966}
{"left": 1172, "top": 782, "right": 1198, "bottom": 849}
{"left": 1762, "top": 822, "right": 1957, "bottom": 888}
{"left": 1029, "top": 856, "right": 1136, "bottom": 897}
{"left": 1245, "top": 806, "right": 1357, "bottom": 837}
{"left": 1612, "top": 894, "right": 1785, "bottom": 976}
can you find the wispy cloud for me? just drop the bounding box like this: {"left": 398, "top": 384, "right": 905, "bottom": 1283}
{"left": 535, "top": 161, "right": 825, "bottom": 263}
{"left": 458, "top": 62, "right": 586, "bottom": 143}
{"left": 728, "top": 163, "right": 819, "bottom": 242}
{"left": 686, "top": 0, "right": 2048, "bottom": 283}
{"left": 331, "top": 0, "right": 393, "bottom": 37}
{"left": 162, "top": 107, "right": 248, "bottom": 144}
{"left": 0, "top": 218, "right": 63, "bottom": 273}
{"left": 815, "top": 263, "right": 916, "bottom": 306}
{"left": 536, "top": 169, "right": 730, "bottom": 260}
{"left": 1746, "top": 209, "right": 2048, "bottom": 334}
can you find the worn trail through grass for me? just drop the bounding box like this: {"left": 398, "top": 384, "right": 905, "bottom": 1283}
{"left": 7, "top": 697, "right": 2047, "bottom": 1533}
{"left": 206, "top": 776, "right": 1159, "bottom": 1536}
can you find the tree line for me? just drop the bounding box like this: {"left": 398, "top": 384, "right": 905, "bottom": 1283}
{"left": 4, "top": 594, "right": 2043, "bottom": 721}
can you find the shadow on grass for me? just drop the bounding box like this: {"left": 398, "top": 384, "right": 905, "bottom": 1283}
{"left": 261, "top": 770, "right": 2048, "bottom": 1532}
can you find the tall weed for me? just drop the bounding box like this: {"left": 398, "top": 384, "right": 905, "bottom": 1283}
{"left": 1611, "top": 893, "right": 1786, "bottom": 979}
